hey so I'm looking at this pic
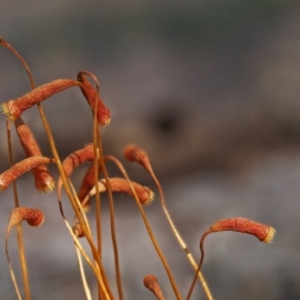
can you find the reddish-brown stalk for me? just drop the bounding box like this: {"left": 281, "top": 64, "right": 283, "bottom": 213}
{"left": 143, "top": 274, "right": 165, "bottom": 300}
{"left": 14, "top": 118, "right": 55, "bottom": 193}
{"left": 186, "top": 218, "right": 276, "bottom": 300}
{"left": 1, "top": 36, "right": 114, "bottom": 299}
{"left": 56, "top": 143, "right": 112, "bottom": 292}
{"left": 0, "top": 36, "right": 35, "bottom": 89}
{"left": 71, "top": 220, "right": 93, "bottom": 300}
{"left": 0, "top": 156, "right": 55, "bottom": 191}
{"left": 1, "top": 35, "right": 37, "bottom": 300}
{"left": 77, "top": 71, "right": 111, "bottom": 127}
{"left": 5, "top": 207, "right": 45, "bottom": 300}
{"left": 124, "top": 144, "right": 213, "bottom": 300}
{"left": 100, "top": 155, "right": 183, "bottom": 299}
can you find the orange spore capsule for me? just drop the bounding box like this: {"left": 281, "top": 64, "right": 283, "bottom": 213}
{"left": 1, "top": 79, "right": 81, "bottom": 120}
{"left": 208, "top": 217, "right": 276, "bottom": 244}
{"left": 57, "top": 144, "right": 96, "bottom": 200}
{"left": 143, "top": 274, "right": 165, "bottom": 300}
{"left": 124, "top": 144, "right": 152, "bottom": 172}
{"left": 103, "top": 178, "right": 154, "bottom": 205}
{"left": 0, "top": 156, "right": 54, "bottom": 192}
{"left": 77, "top": 72, "right": 111, "bottom": 126}
{"left": 77, "top": 163, "right": 102, "bottom": 204}
{"left": 8, "top": 207, "right": 44, "bottom": 229}
{"left": 14, "top": 118, "right": 55, "bottom": 193}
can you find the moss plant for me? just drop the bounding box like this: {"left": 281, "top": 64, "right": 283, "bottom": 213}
{"left": 0, "top": 36, "right": 275, "bottom": 300}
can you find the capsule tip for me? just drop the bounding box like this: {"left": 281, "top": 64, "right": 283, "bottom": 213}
{"left": 1, "top": 102, "right": 15, "bottom": 121}
{"left": 263, "top": 226, "right": 276, "bottom": 244}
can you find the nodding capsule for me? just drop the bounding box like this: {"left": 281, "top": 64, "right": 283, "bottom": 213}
{"left": 143, "top": 274, "right": 165, "bottom": 300}
{"left": 77, "top": 71, "right": 111, "bottom": 127}
{"left": 8, "top": 207, "right": 45, "bottom": 230}
{"left": 0, "top": 156, "right": 54, "bottom": 192}
{"left": 14, "top": 118, "right": 55, "bottom": 193}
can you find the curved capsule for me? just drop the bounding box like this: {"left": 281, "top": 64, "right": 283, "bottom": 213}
{"left": 77, "top": 71, "right": 111, "bottom": 127}
{"left": 1, "top": 79, "right": 81, "bottom": 120}
{"left": 57, "top": 144, "right": 96, "bottom": 200}
{"left": 15, "top": 118, "right": 55, "bottom": 193}
{"left": 0, "top": 157, "right": 54, "bottom": 192}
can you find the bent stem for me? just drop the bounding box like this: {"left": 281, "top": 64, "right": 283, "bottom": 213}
{"left": 59, "top": 179, "right": 110, "bottom": 299}
{"left": 186, "top": 232, "right": 208, "bottom": 300}
{"left": 0, "top": 37, "right": 35, "bottom": 89}
{"left": 74, "top": 243, "right": 92, "bottom": 300}
{"left": 94, "top": 119, "right": 124, "bottom": 300}
{"left": 146, "top": 165, "right": 213, "bottom": 300}
{"left": 60, "top": 208, "right": 111, "bottom": 300}
{"left": 88, "top": 70, "right": 123, "bottom": 300}
{"left": 3, "top": 38, "right": 113, "bottom": 300}
{"left": 6, "top": 120, "right": 31, "bottom": 300}
{"left": 90, "top": 71, "right": 124, "bottom": 299}
{"left": 5, "top": 228, "right": 22, "bottom": 300}
{"left": 90, "top": 72, "right": 105, "bottom": 299}
{"left": 100, "top": 159, "right": 124, "bottom": 300}
{"left": 2, "top": 36, "right": 35, "bottom": 300}
{"left": 37, "top": 103, "right": 114, "bottom": 299}
{"left": 105, "top": 155, "right": 182, "bottom": 300}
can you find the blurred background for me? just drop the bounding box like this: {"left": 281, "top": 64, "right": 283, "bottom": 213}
{"left": 1, "top": 0, "right": 300, "bottom": 299}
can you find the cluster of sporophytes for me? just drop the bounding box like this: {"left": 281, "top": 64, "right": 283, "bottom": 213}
{"left": 0, "top": 36, "right": 276, "bottom": 300}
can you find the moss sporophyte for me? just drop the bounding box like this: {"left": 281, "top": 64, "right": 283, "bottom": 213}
{"left": 0, "top": 36, "right": 275, "bottom": 300}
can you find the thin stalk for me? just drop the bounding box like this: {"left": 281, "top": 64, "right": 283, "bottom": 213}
{"left": 100, "top": 146, "right": 124, "bottom": 300}
{"left": 92, "top": 87, "right": 102, "bottom": 260}
{"left": 3, "top": 37, "right": 113, "bottom": 299}
{"left": 105, "top": 156, "right": 183, "bottom": 300}
{"left": 0, "top": 37, "right": 35, "bottom": 89}
{"left": 5, "top": 229, "right": 22, "bottom": 300}
{"left": 87, "top": 66, "right": 123, "bottom": 297}
{"left": 74, "top": 244, "right": 92, "bottom": 300}
{"left": 186, "top": 232, "right": 207, "bottom": 300}
{"left": 68, "top": 179, "right": 96, "bottom": 300}
{"left": 6, "top": 120, "right": 31, "bottom": 300}
{"left": 60, "top": 175, "right": 109, "bottom": 299}
{"left": 0, "top": 39, "right": 105, "bottom": 278}
{"left": 36, "top": 103, "right": 114, "bottom": 300}
{"left": 60, "top": 206, "right": 111, "bottom": 300}
{"left": 146, "top": 167, "right": 213, "bottom": 300}
{"left": 2, "top": 36, "right": 35, "bottom": 300}
{"left": 90, "top": 74, "right": 104, "bottom": 300}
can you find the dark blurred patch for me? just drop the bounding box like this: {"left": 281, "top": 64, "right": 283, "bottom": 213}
{"left": 151, "top": 103, "right": 183, "bottom": 137}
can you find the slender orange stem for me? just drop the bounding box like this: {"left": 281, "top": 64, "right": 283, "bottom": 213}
{"left": 105, "top": 155, "right": 182, "bottom": 300}
{"left": 1, "top": 36, "right": 36, "bottom": 300}
{"left": 6, "top": 120, "right": 31, "bottom": 300}
{"left": 124, "top": 145, "right": 213, "bottom": 300}
{"left": 37, "top": 103, "right": 114, "bottom": 299}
